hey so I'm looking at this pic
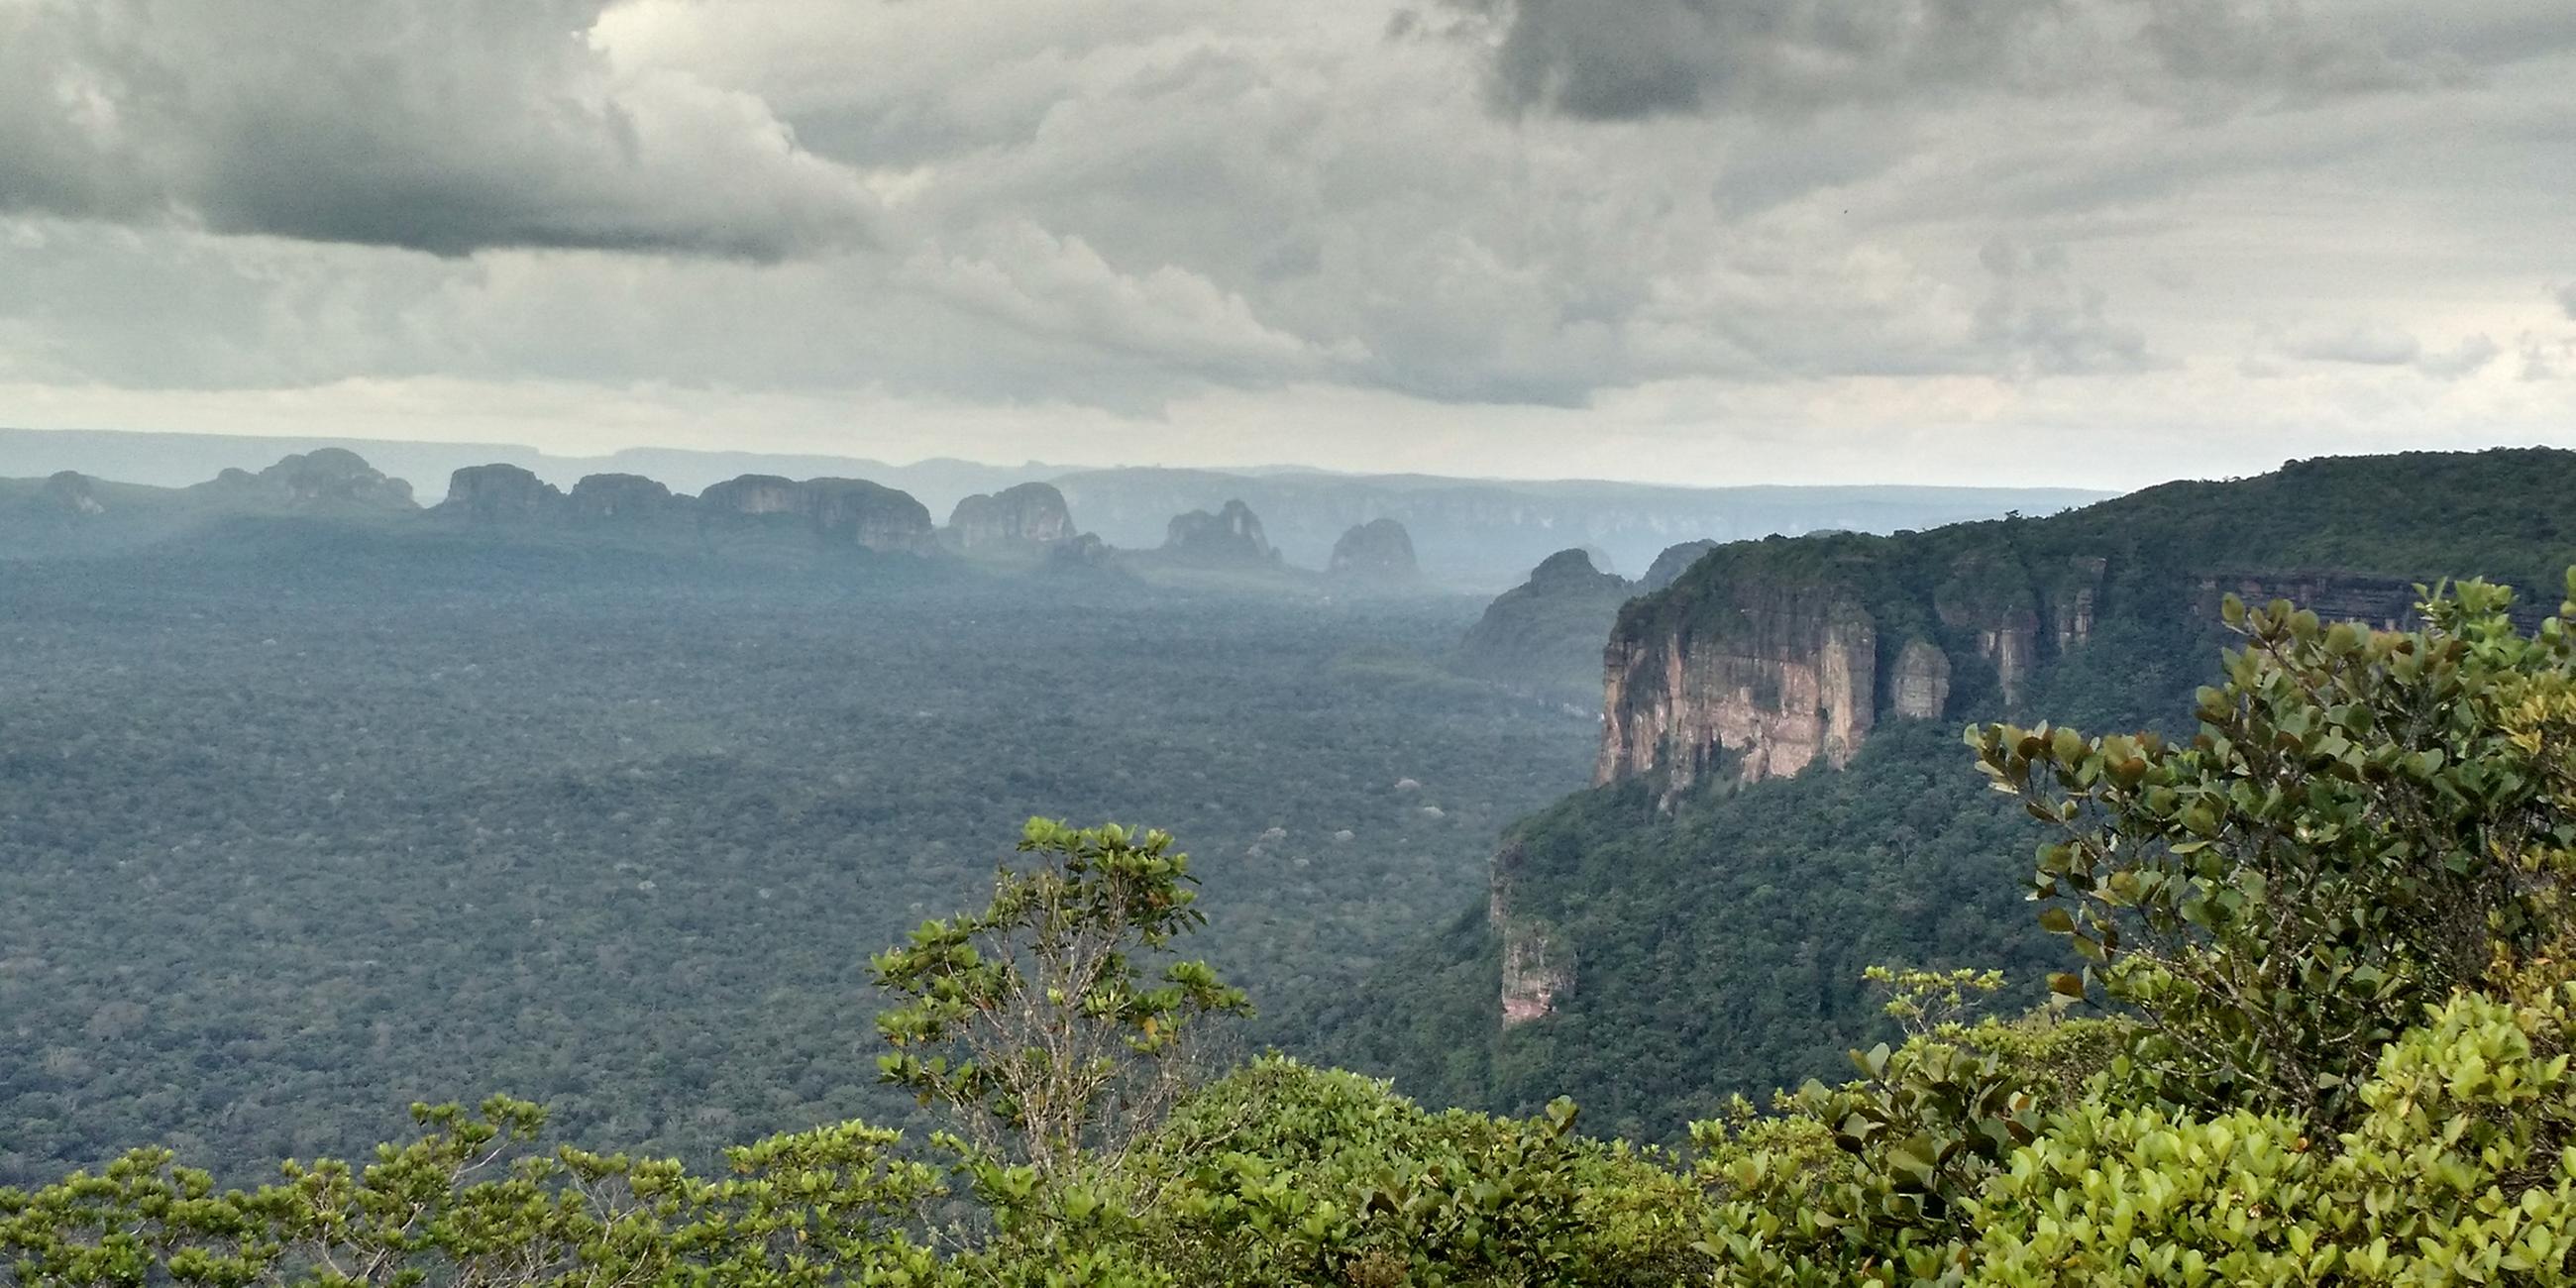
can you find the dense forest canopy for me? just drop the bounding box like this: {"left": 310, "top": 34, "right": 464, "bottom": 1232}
{"left": 3, "top": 570, "right": 2572, "bottom": 1285}
{"left": 0, "top": 522, "right": 1594, "bottom": 1183}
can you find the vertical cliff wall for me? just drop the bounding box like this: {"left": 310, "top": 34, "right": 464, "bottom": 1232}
{"left": 1593, "top": 578, "right": 1878, "bottom": 793}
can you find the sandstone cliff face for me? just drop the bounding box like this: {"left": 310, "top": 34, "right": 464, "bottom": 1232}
{"left": 200, "top": 450, "right": 417, "bottom": 509}
{"left": 1935, "top": 556, "right": 2043, "bottom": 706}
{"left": 698, "top": 475, "right": 806, "bottom": 517}
{"left": 699, "top": 475, "right": 934, "bottom": 552}
{"left": 437, "top": 464, "right": 563, "bottom": 523}
{"left": 2196, "top": 572, "right": 2425, "bottom": 630}
{"left": 2055, "top": 557, "right": 2107, "bottom": 648}
{"left": 1326, "top": 517, "right": 1419, "bottom": 582}
{"left": 1889, "top": 638, "right": 1952, "bottom": 719}
{"left": 1490, "top": 843, "right": 1573, "bottom": 1026}
{"left": 1595, "top": 577, "right": 1877, "bottom": 793}
{"left": 946, "top": 483, "right": 1074, "bottom": 551}
{"left": 1160, "top": 499, "right": 1277, "bottom": 565}
{"left": 568, "top": 474, "right": 683, "bottom": 523}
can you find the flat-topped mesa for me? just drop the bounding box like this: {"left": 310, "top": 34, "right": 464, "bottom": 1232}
{"left": 1160, "top": 498, "right": 1278, "bottom": 565}
{"left": 1596, "top": 569, "right": 1877, "bottom": 792}
{"left": 567, "top": 473, "right": 684, "bottom": 523}
{"left": 946, "top": 482, "right": 1074, "bottom": 552}
{"left": 698, "top": 474, "right": 934, "bottom": 552}
{"left": 437, "top": 464, "right": 564, "bottom": 523}
{"left": 1327, "top": 517, "right": 1419, "bottom": 582}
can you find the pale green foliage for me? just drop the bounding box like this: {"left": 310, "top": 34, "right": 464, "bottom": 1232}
{"left": 0, "top": 1097, "right": 947, "bottom": 1286}
{"left": 1967, "top": 986, "right": 2576, "bottom": 1285}
{"left": 871, "top": 819, "right": 1250, "bottom": 1179}
{"left": 1864, "top": 965, "right": 2007, "bottom": 1040}
{"left": 1970, "top": 576, "right": 2576, "bottom": 1121}
{"left": 1056, "top": 1056, "right": 1707, "bottom": 1287}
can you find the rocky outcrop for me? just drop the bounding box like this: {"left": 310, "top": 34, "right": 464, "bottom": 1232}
{"left": 1160, "top": 499, "right": 1277, "bottom": 565}
{"left": 698, "top": 474, "right": 806, "bottom": 517}
{"left": 1595, "top": 574, "right": 1876, "bottom": 794}
{"left": 2196, "top": 572, "right": 2426, "bottom": 631}
{"left": 699, "top": 475, "right": 934, "bottom": 553}
{"left": 1641, "top": 540, "right": 1718, "bottom": 592}
{"left": 946, "top": 483, "right": 1074, "bottom": 552}
{"left": 808, "top": 480, "right": 933, "bottom": 550}
{"left": 1047, "top": 532, "right": 1119, "bottom": 574}
{"left": 1889, "top": 638, "right": 1952, "bottom": 719}
{"left": 199, "top": 449, "right": 417, "bottom": 509}
{"left": 437, "top": 464, "right": 563, "bottom": 523}
{"left": 1490, "top": 843, "right": 1573, "bottom": 1025}
{"left": 1326, "top": 518, "right": 1419, "bottom": 583}
{"left": 568, "top": 474, "right": 684, "bottom": 523}
{"left": 1935, "top": 555, "right": 2043, "bottom": 706}
{"left": 2053, "top": 557, "right": 2108, "bottom": 648}
{"left": 42, "top": 471, "right": 104, "bottom": 516}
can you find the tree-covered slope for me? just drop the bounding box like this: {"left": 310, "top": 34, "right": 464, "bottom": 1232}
{"left": 1307, "top": 447, "right": 2576, "bottom": 1138}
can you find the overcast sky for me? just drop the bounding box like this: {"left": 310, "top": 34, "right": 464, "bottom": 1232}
{"left": 2, "top": 0, "right": 2572, "bottom": 487}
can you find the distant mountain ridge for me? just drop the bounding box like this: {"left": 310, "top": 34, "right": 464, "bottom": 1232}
{"left": 0, "top": 428, "right": 2108, "bottom": 589}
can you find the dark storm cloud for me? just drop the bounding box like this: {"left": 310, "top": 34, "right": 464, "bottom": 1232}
{"left": 1452, "top": 0, "right": 2543, "bottom": 120}
{"left": 0, "top": 0, "right": 872, "bottom": 258}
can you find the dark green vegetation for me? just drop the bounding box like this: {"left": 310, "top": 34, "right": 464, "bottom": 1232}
{"left": 0, "top": 521, "right": 1596, "bottom": 1184}
{"left": 6, "top": 574, "right": 2575, "bottom": 1284}
{"left": 1328, "top": 448, "right": 2576, "bottom": 1139}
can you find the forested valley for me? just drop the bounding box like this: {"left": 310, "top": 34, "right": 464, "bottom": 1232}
{"left": 0, "top": 520, "right": 1594, "bottom": 1183}
{"left": 5, "top": 449, "right": 2576, "bottom": 1286}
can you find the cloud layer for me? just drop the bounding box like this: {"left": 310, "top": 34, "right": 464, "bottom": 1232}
{"left": 0, "top": 0, "right": 2572, "bottom": 485}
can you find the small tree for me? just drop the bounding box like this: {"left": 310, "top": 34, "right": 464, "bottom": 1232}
{"left": 872, "top": 819, "right": 1250, "bottom": 1180}
{"left": 1969, "top": 574, "right": 2576, "bottom": 1122}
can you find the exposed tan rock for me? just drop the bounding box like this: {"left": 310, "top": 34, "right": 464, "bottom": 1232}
{"left": 2196, "top": 571, "right": 2424, "bottom": 631}
{"left": 1936, "top": 556, "right": 2042, "bottom": 706}
{"left": 1160, "top": 499, "right": 1276, "bottom": 565}
{"left": 1490, "top": 844, "right": 1573, "bottom": 1025}
{"left": 1595, "top": 578, "right": 1876, "bottom": 794}
{"left": 567, "top": 473, "right": 683, "bottom": 522}
{"left": 1889, "top": 638, "right": 1952, "bottom": 719}
{"left": 947, "top": 483, "right": 1075, "bottom": 551}
{"left": 698, "top": 475, "right": 934, "bottom": 552}
{"left": 2053, "top": 556, "right": 2108, "bottom": 648}
{"left": 437, "top": 464, "right": 562, "bottom": 522}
